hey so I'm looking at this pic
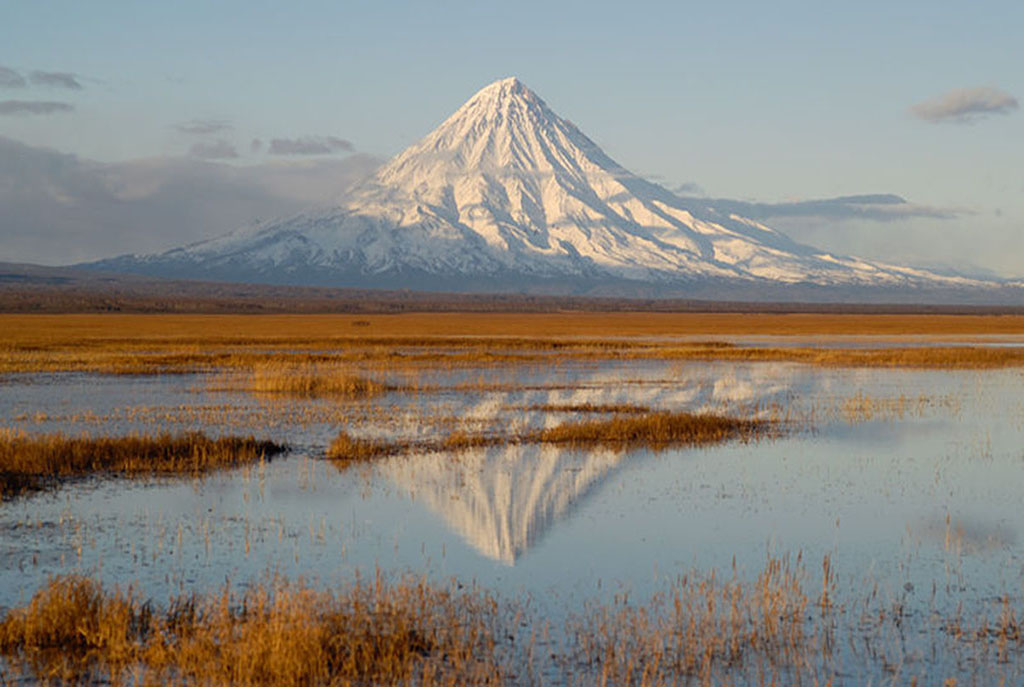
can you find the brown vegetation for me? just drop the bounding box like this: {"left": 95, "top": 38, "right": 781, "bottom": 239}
{"left": 517, "top": 402, "right": 652, "bottom": 414}
{"left": 3, "top": 555, "right": 1012, "bottom": 685}
{"left": 6, "top": 312, "right": 1024, "bottom": 344}
{"left": 247, "top": 362, "right": 389, "bottom": 398}
{"left": 0, "top": 430, "right": 286, "bottom": 498}
{"left": 568, "top": 555, "right": 810, "bottom": 683}
{"left": 327, "top": 409, "right": 765, "bottom": 471}
{"left": 0, "top": 573, "right": 505, "bottom": 686}
{"left": 326, "top": 432, "right": 404, "bottom": 466}
{"left": 3, "top": 313, "right": 1024, "bottom": 376}
{"left": 533, "top": 410, "right": 763, "bottom": 450}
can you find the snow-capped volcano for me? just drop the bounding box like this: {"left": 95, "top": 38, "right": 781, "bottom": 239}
{"left": 84, "top": 77, "right": 987, "bottom": 294}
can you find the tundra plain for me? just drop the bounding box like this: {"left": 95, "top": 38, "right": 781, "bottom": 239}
{"left": 1, "top": 312, "right": 1023, "bottom": 685}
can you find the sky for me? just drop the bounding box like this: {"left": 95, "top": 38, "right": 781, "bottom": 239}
{"left": 1, "top": 0, "right": 1021, "bottom": 276}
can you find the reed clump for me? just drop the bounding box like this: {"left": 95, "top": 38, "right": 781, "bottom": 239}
{"left": 248, "top": 362, "right": 389, "bottom": 398}
{"left": 0, "top": 573, "right": 506, "bottom": 686}
{"left": 518, "top": 402, "right": 651, "bottom": 414}
{"left": 327, "top": 432, "right": 406, "bottom": 465}
{"left": 327, "top": 410, "right": 765, "bottom": 473}
{"left": 0, "top": 430, "right": 286, "bottom": 498}
{"left": 568, "top": 555, "right": 813, "bottom": 684}
{"left": 532, "top": 410, "right": 763, "bottom": 451}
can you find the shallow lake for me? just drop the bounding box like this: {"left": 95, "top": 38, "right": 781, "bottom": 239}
{"left": 2, "top": 355, "right": 1023, "bottom": 683}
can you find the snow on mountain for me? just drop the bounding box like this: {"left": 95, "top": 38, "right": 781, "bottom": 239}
{"left": 84, "top": 77, "right": 988, "bottom": 293}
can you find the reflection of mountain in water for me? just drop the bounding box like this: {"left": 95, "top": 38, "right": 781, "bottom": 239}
{"left": 379, "top": 362, "right": 815, "bottom": 565}
{"left": 381, "top": 444, "right": 624, "bottom": 565}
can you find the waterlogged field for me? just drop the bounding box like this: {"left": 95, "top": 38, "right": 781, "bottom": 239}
{"left": 1, "top": 314, "right": 1024, "bottom": 685}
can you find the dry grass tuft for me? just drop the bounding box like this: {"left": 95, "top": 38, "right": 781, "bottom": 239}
{"left": 568, "top": 555, "right": 812, "bottom": 683}
{"left": 328, "top": 409, "right": 765, "bottom": 472}
{"left": 518, "top": 402, "right": 651, "bottom": 414}
{"left": 0, "top": 430, "right": 285, "bottom": 498}
{"left": 326, "top": 432, "right": 405, "bottom": 466}
{"left": 533, "top": 410, "right": 763, "bottom": 451}
{"left": 0, "top": 573, "right": 506, "bottom": 686}
{"left": 248, "top": 362, "right": 389, "bottom": 398}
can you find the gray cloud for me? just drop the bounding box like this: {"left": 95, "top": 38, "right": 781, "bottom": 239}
{"left": 0, "top": 100, "right": 74, "bottom": 116}
{"left": 684, "top": 193, "right": 958, "bottom": 223}
{"left": 0, "top": 66, "right": 26, "bottom": 88}
{"left": 175, "top": 119, "right": 232, "bottom": 135}
{"left": 250, "top": 138, "right": 263, "bottom": 153}
{"left": 911, "top": 87, "right": 1019, "bottom": 123}
{"left": 188, "top": 139, "right": 239, "bottom": 160}
{"left": 0, "top": 136, "right": 381, "bottom": 265}
{"left": 29, "top": 70, "right": 83, "bottom": 90}
{"left": 672, "top": 181, "right": 705, "bottom": 196}
{"left": 268, "top": 136, "right": 354, "bottom": 156}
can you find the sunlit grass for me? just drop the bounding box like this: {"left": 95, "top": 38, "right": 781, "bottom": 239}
{"left": 3, "top": 555, "right": 1017, "bottom": 685}
{"left": 515, "top": 402, "right": 652, "bottom": 414}
{"left": 0, "top": 573, "right": 506, "bottom": 686}
{"left": 247, "top": 362, "right": 389, "bottom": 398}
{"left": 532, "top": 410, "right": 763, "bottom": 450}
{"left": 3, "top": 313, "right": 1024, "bottom": 375}
{"left": 0, "top": 430, "right": 286, "bottom": 498}
{"left": 327, "top": 409, "right": 766, "bottom": 469}
{"left": 326, "top": 432, "right": 403, "bottom": 466}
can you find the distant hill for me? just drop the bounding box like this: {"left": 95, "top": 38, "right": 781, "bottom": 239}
{"left": 3, "top": 262, "right": 1023, "bottom": 314}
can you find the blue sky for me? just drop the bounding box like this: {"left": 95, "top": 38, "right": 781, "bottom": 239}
{"left": 1, "top": 0, "right": 1021, "bottom": 275}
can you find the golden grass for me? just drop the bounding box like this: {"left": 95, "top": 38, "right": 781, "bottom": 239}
{"left": 326, "top": 432, "right": 404, "bottom": 466}
{"left": 660, "top": 344, "right": 1024, "bottom": 368}
{"left": 6, "top": 556, "right": 1006, "bottom": 685}
{"left": 6, "top": 342, "right": 1024, "bottom": 377}
{"left": 0, "top": 430, "right": 286, "bottom": 498}
{"left": 3, "top": 312, "right": 1024, "bottom": 376}
{"left": 0, "top": 573, "right": 505, "bottom": 686}
{"left": 327, "top": 410, "right": 765, "bottom": 471}
{"left": 532, "top": 411, "right": 762, "bottom": 450}
{"left": 568, "top": 555, "right": 811, "bottom": 683}
{"left": 247, "top": 362, "right": 389, "bottom": 398}
{"left": 6, "top": 312, "right": 1024, "bottom": 345}
{"left": 517, "top": 402, "right": 652, "bottom": 414}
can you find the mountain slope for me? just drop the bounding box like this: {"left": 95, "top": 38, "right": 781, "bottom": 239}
{"left": 84, "top": 77, "right": 990, "bottom": 295}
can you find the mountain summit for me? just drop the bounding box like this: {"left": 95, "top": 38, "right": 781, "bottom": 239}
{"left": 84, "top": 78, "right": 987, "bottom": 296}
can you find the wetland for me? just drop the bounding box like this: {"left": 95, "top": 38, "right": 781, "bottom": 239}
{"left": 1, "top": 313, "right": 1024, "bottom": 685}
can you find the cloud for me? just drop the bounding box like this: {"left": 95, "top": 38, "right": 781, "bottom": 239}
{"left": 188, "top": 139, "right": 239, "bottom": 159}
{"left": 0, "top": 66, "right": 26, "bottom": 88}
{"left": 175, "top": 119, "right": 232, "bottom": 135}
{"left": 268, "top": 136, "right": 354, "bottom": 156}
{"left": 250, "top": 138, "right": 263, "bottom": 153}
{"left": 29, "top": 70, "right": 83, "bottom": 90}
{"left": 0, "top": 100, "right": 74, "bottom": 116}
{"left": 0, "top": 136, "right": 381, "bottom": 265}
{"left": 911, "top": 87, "right": 1019, "bottom": 123}
{"left": 672, "top": 181, "right": 705, "bottom": 196}
{"left": 698, "top": 193, "right": 958, "bottom": 223}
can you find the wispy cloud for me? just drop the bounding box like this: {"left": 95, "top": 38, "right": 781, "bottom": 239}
{"left": 672, "top": 181, "right": 706, "bottom": 196}
{"left": 0, "top": 100, "right": 74, "bottom": 116}
{"left": 701, "top": 194, "right": 958, "bottom": 223}
{"left": 188, "top": 140, "right": 239, "bottom": 159}
{"left": 175, "top": 119, "right": 232, "bottom": 135}
{"left": 0, "top": 136, "right": 380, "bottom": 264}
{"left": 0, "top": 66, "right": 26, "bottom": 88}
{"left": 268, "top": 136, "right": 354, "bottom": 156}
{"left": 29, "top": 71, "right": 83, "bottom": 90}
{"left": 911, "top": 87, "right": 1019, "bottom": 123}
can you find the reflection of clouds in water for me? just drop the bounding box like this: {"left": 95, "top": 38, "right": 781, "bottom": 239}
{"left": 911, "top": 516, "right": 1016, "bottom": 555}
{"left": 449, "top": 362, "right": 814, "bottom": 432}
{"left": 380, "top": 444, "right": 625, "bottom": 565}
